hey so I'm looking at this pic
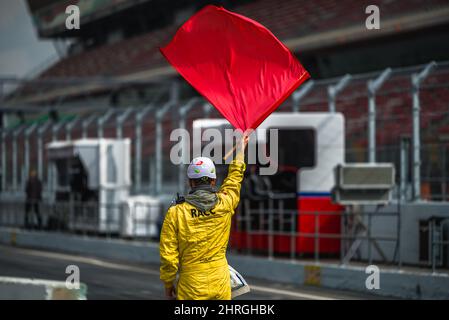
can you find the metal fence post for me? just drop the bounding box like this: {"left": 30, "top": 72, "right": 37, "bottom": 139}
{"left": 116, "top": 108, "right": 133, "bottom": 139}
{"left": 178, "top": 98, "right": 201, "bottom": 194}
{"left": 155, "top": 101, "right": 177, "bottom": 195}
{"left": 203, "top": 102, "right": 213, "bottom": 118}
{"left": 155, "top": 82, "right": 179, "bottom": 195}
{"left": 443, "top": 145, "right": 447, "bottom": 201}
{"left": 65, "top": 116, "right": 79, "bottom": 141}
{"left": 367, "top": 68, "right": 392, "bottom": 163}
{"left": 368, "top": 212, "right": 372, "bottom": 265}
{"left": 431, "top": 219, "right": 436, "bottom": 273}
{"left": 97, "top": 109, "right": 115, "bottom": 139}
{"left": 400, "top": 136, "right": 411, "bottom": 201}
{"left": 1, "top": 130, "right": 7, "bottom": 191}
{"left": 411, "top": 61, "right": 436, "bottom": 201}
{"left": 327, "top": 74, "right": 351, "bottom": 113}
{"left": 292, "top": 80, "right": 314, "bottom": 112}
{"left": 314, "top": 211, "right": 319, "bottom": 262}
{"left": 290, "top": 210, "right": 296, "bottom": 262}
{"left": 268, "top": 198, "right": 274, "bottom": 260}
{"left": 135, "top": 105, "right": 154, "bottom": 193}
{"left": 12, "top": 126, "right": 24, "bottom": 191}
{"left": 24, "top": 124, "right": 38, "bottom": 188}
{"left": 82, "top": 114, "right": 97, "bottom": 139}
{"left": 52, "top": 121, "right": 65, "bottom": 142}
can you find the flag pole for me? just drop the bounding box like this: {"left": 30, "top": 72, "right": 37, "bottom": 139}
{"left": 223, "top": 131, "right": 250, "bottom": 161}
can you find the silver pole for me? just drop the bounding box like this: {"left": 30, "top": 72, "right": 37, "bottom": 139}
{"left": 97, "top": 109, "right": 115, "bottom": 139}
{"left": 37, "top": 122, "right": 51, "bottom": 182}
{"left": 411, "top": 61, "right": 436, "bottom": 201}
{"left": 12, "top": 126, "right": 23, "bottom": 191}
{"left": 0, "top": 81, "right": 4, "bottom": 191}
{"left": 367, "top": 68, "right": 392, "bottom": 163}
{"left": 178, "top": 98, "right": 201, "bottom": 194}
{"left": 1, "top": 130, "right": 7, "bottom": 191}
{"left": 52, "top": 121, "right": 65, "bottom": 141}
{"left": 135, "top": 105, "right": 154, "bottom": 193}
{"left": 327, "top": 74, "right": 351, "bottom": 113}
{"left": 155, "top": 82, "right": 179, "bottom": 195}
{"left": 400, "top": 136, "right": 410, "bottom": 201}
{"left": 24, "top": 124, "right": 38, "bottom": 188}
{"left": 292, "top": 80, "right": 314, "bottom": 112}
{"left": 155, "top": 101, "right": 177, "bottom": 195}
{"left": 116, "top": 108, "right": 133, "bottom": 139}
{"left": 203, "top": 102, "right": 213, "bottom": 118}
{"left": 65, "top": 116, "right": 79, "bottom": 141}
{"left": 82, "top": 114, "right": 97, "bottom": 139}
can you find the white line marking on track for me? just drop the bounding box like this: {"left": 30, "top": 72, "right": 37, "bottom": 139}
{"left": 250, "top": 285, "right": 337, "bottom": 300}
{"left": 3, "top": 245, "right": 339, "bottom": 300}
{"left": 3, "top": 245, "right": 159, "bottom": 275}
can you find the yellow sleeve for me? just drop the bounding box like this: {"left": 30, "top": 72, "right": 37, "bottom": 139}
{"left": 159, "top": 206, "right": 179, "bottom": 288}
{"left": 219, "top": 159, "right": 246, "bottom": 212}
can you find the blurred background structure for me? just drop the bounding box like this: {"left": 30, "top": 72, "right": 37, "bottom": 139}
{"left": 1, "top": 0, "right": 449, "bottom": 290}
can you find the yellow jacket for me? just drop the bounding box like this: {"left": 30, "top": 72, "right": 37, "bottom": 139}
{"left": 159, "top": 159, "right": 246, "bottom": 300}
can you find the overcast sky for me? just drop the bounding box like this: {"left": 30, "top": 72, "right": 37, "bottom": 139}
{"left": 0, "top": 0, "right": 57, "bottom": 78}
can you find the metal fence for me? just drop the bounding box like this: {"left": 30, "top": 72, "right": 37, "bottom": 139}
{"left": 231, "top": 197, "right": 401, "bottom": 265}
{"left": 0, "top": 200, "right": 161, "bottom": 239}
{"left": 1, "top": 196, "right": 448, "bottom": 271}
{"left": 1, "top": 61, "right": 449, "bottom": 201}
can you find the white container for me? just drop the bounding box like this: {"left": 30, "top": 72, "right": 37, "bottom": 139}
{"left": 120, "top": 195, "right": 161, "bottom": 237}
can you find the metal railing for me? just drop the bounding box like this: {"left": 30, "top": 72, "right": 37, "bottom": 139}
{"left": 231, "top": 197, "right": 401, "bottom": 267}
{"left": 0, "top": 200, "right": 161, "bottom": 239}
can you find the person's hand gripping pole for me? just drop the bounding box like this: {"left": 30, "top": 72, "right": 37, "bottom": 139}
{"left": 223, "top": 130, "right": 251, "bottom": 162}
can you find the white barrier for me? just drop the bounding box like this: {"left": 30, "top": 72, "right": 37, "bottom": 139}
{"left": 0, "top": 276, "right": 87, "bottom": 300}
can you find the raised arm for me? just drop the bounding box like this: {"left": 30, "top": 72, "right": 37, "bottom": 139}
{"left": 219, "top": 137, "right": 248, "bottom": 211}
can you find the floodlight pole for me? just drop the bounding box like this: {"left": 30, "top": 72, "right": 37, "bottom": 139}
{"left": 292, "top": 80, "right": 314, "bottom": 112}
{"left": 328, "top": 74, "right": 351, "bottom": 113}
{"left": 411, "top": 61, "right": 436, "bottom": 201}
{"left": 367, "top": 68, "right": 392, "bottom": 163}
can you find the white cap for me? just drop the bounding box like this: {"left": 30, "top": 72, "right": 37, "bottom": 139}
{"left": 187, "top": 157, "right": 216, "bottom": 179}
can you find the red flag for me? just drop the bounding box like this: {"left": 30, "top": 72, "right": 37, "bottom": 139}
{"left": 160, "top": 5, "right": 310, "bottom": 132}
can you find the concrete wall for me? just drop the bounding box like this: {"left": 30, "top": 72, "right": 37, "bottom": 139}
{"left": 360, "top": 202, "right": 449, "bottom": 265}
{"left": 1, "top": 227, "right": 449, "bottom": 299}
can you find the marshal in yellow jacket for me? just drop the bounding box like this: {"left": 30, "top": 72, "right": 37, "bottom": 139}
{"left": 159, "top": 159, "right": 246, "bottom": 300}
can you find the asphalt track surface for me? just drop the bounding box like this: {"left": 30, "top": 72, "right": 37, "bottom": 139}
{"left": 0, "top": 244, "right": 384, "bottom": 300}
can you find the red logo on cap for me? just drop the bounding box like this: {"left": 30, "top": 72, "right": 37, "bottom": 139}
{"left": 195, "top": 160, "right": 203, "bottom": 165}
